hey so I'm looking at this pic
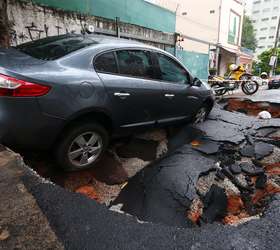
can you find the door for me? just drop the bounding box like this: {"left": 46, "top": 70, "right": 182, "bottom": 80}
{"left": 94, "top": 49, "right": 164, "bottom": 128}
{"left": 153, "top": 52, "right": 201, "bottom": 123}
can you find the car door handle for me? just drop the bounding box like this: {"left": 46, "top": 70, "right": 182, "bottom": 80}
{"left": 164, "top": 93, "right": 175, "bottom": 98}
{"left": 114, "top": 92, "right": 130, "bottom": 97}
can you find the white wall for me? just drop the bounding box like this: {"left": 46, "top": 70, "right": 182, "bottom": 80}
{"left": 219, "top": 0, "right": 244, "bottom": 49}
{"left": 175, "top": 0, "right": 244, "bottom": 53}
{"left": 176, "top": 0, "right": 219, "bottom": 53}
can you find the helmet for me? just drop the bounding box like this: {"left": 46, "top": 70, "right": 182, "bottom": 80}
{"left": 229, "top": 64, "right": 238, "bottom": 71}
{"left": 260, "top": 72, "right": 268, "bottom": 79}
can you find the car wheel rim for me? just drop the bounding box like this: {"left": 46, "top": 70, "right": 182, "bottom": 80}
{"left": 68, "top": 132, "right": 103, "bottom": 168}
{"left": 194, "top": 107, "right": 207, "bottom": 124}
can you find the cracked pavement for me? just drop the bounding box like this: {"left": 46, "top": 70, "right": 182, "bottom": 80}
{"left": 1, "top": 104, "right": 280, "bottom": 249}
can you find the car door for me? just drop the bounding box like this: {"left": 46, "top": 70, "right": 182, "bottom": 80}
{"left": 94, "top": 49, "right": 164, "bottom": 128}
{"left": 153, "top": 52, "right": 202, "bottom": 123}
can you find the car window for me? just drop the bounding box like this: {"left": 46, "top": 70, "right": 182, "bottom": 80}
{"left": 95, "top": 52, "right": 118, "bottom": 74}
{"left": 16, "top": 35, "right": 98, "bottom": 60}
{"left": 156, "top": 53, "right": 189, "bottom": 84}
{"left": 116, "top": 50, "right": 154, "bottom": 79}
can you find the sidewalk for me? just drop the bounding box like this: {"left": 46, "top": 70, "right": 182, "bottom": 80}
{"left": 0, "top": 148, "right": 63, "bottom": 250}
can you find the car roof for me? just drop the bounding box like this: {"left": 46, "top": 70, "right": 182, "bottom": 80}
{"left": 70, "top": 33, "right": 164, "bottom": 51}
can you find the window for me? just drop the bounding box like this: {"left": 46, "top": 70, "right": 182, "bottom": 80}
{"left": 16, "top": 35, "right": 98, "bottom": 60}
{"left": 253, "top": 0, "right": 261, "bottom": 3}
{"left": 263, "top": 8, "right": 270, "bottom": 13}
{"left": 253, "top": 10, "right": 260, "bottom": 14}
{"left": 272, "top": 16, "right": 278, "bottom": 19}
{"left": 261, "top": 18, "right": 269, "bottom": 21}
{"left": 269, "top": 36, "right": 275, "bottom": 39}
{"left": 271, "top": 26, "right": 276, "bottom": 30}
{"left": 156, "top": 53, "right": 189, "bottom": 84}
{"left": 259, "top": 36, "right": 267, "bottom": 40}
{"left": 273, "top": 6, "right": 279, "bottom": 11}
{"left": 260, "top": 27, "right": 268, "bottom": 31}
{"left": 116, "top": 50, "right": 154, "bottom": 79}
{"left": 228, "top": 11, "right": 241, "bottom": 45}
{"left": 95, "top": 52, "right": 117, "bottom": 74}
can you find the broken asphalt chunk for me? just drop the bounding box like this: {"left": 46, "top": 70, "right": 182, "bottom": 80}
{"left": 240, "top": 162, "right": 264, "bottom": 176}
{"left": 240, "top": 144, "right": 255, "bottom": 158}
{"left": 255, "top": 174, "right": 268, "bottom": 190}
{"left": 215, "top": 170, "right": 226, "bottom": 181}
{"left": 201, "top": 184, "right": 227, "bottom": 223}
{"left": 191, "top": 139, "right": 220, "bottom": 155}
{"left": 254, "top": 142, "right": 274, "bottom": 160}
{"left": 229, "top": 164, "right": 242, "bottom": 175}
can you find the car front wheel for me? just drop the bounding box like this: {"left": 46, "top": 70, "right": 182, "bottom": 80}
{"left": 55, "top": 122, "right": 109, "bottom": 171}
{"left": 193, "top": 106, "right": 209, "bottom": 124}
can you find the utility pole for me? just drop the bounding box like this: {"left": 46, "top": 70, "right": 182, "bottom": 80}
{"left": 215, "top": 0, "right": 222, "bottom": 75}
{"left": 270, "top": 16, "right": 280, "bottom": 76}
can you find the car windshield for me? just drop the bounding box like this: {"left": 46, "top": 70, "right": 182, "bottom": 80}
{"left": 16, "top": 35, "right": 98, "bottom": 60}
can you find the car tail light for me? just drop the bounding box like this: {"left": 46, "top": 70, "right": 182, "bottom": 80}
{"left": 0, "top": 74, "right": 51, "bottom": 97}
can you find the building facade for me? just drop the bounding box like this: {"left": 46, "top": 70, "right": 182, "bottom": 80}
{"left": 250, "top": 0, "right": 280, "bottom": 56}
{"left": 175, "top": 0, "right": 252, "bottom": 76}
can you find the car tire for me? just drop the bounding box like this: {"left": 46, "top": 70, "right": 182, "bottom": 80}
{"left": 193, "top": 105, "right": 210, "bottom": 124}
{"left": 55, "top": 122, "right": 109, "bottom": 171}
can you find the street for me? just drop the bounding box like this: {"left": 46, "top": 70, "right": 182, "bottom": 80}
{"left": 227, "top": 87, "right": 280, "bottom": 104}
{"left": 1, "top": 0, "right": 280, "bottom": 249}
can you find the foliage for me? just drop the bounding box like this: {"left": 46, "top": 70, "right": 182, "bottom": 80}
{"left": 241, "top": 16, "right": 257, "bottom": 52}
{"left": 252, "top": 48, "right": 280, "bottom": 75}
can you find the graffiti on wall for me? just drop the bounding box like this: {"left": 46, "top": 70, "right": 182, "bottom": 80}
{"left": 8, "top": 1, "right": 93, "bottom": 46}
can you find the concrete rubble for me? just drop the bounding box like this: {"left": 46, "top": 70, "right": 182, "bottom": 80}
{"left": 112, "top": 105, "right": 280, "bottom": 227}
{"left": 1, "top": 102, "right": 280, "bottom": 249}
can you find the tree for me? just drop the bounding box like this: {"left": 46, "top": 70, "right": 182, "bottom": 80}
{"left": 0, "top": 0, "right": 10, "bottom": 48}
{"left": 241, "top": 16, "right": 257, "bottom": 52}
{"left": 252, "top": 48, "right": 280, "bottom": 75}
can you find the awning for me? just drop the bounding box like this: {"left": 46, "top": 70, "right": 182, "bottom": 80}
{"left": 220, "top": 46, "right": 239, "bottom": 55}
{"left": 220, "top": 46, "right": 253, "bottom": 60}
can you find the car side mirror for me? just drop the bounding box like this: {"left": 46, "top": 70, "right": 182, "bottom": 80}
{"left": 192, "top": 77, "right": 202, "bottom": 87}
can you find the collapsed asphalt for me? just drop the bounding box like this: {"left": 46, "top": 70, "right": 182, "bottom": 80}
{"left": 22, "top": 157, "right": 280, "bottom": 250}
{"left": 2, "top": 103, "right": 280, "bottom": 249}
{"left": 113, "top": 105, "right": 280, "bottom": 227}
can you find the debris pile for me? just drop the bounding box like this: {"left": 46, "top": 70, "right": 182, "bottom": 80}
{"left": 187, "top": 157, "right": 280, "bottom": 226}
{"left": 112, "top": 106, "right": 280, "bottom": 228}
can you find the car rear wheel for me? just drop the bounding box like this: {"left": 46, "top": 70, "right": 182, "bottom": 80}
{"left": 55, "top": 122, "right": 109, "bottom": 171}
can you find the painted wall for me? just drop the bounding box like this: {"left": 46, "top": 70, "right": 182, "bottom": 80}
{"left": 23, "top": 0, "right": 176, "bottom": 33}
{"left": 8, "top": 0, "right": 174, "bottom": 48}
{"left": 167, "top": 48, "right": 209, "bottom": 80}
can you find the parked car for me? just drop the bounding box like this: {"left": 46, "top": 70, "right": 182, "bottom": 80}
{"left": 268, "top": 75, "right": 280, "bottom": 89}
{"left": 0, "top": 34, "right": 215, "bottom": 171}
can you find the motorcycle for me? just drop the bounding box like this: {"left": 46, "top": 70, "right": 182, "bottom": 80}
{"left": 209, "top": 64, "right": 259, "bottom": 96}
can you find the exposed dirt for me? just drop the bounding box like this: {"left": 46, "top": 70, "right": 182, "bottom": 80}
{"left": 19, "top": 129, "right": 170, "bottom": 205}
{"left": 225, "top": 98, "right": 280, "bottom": 118}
